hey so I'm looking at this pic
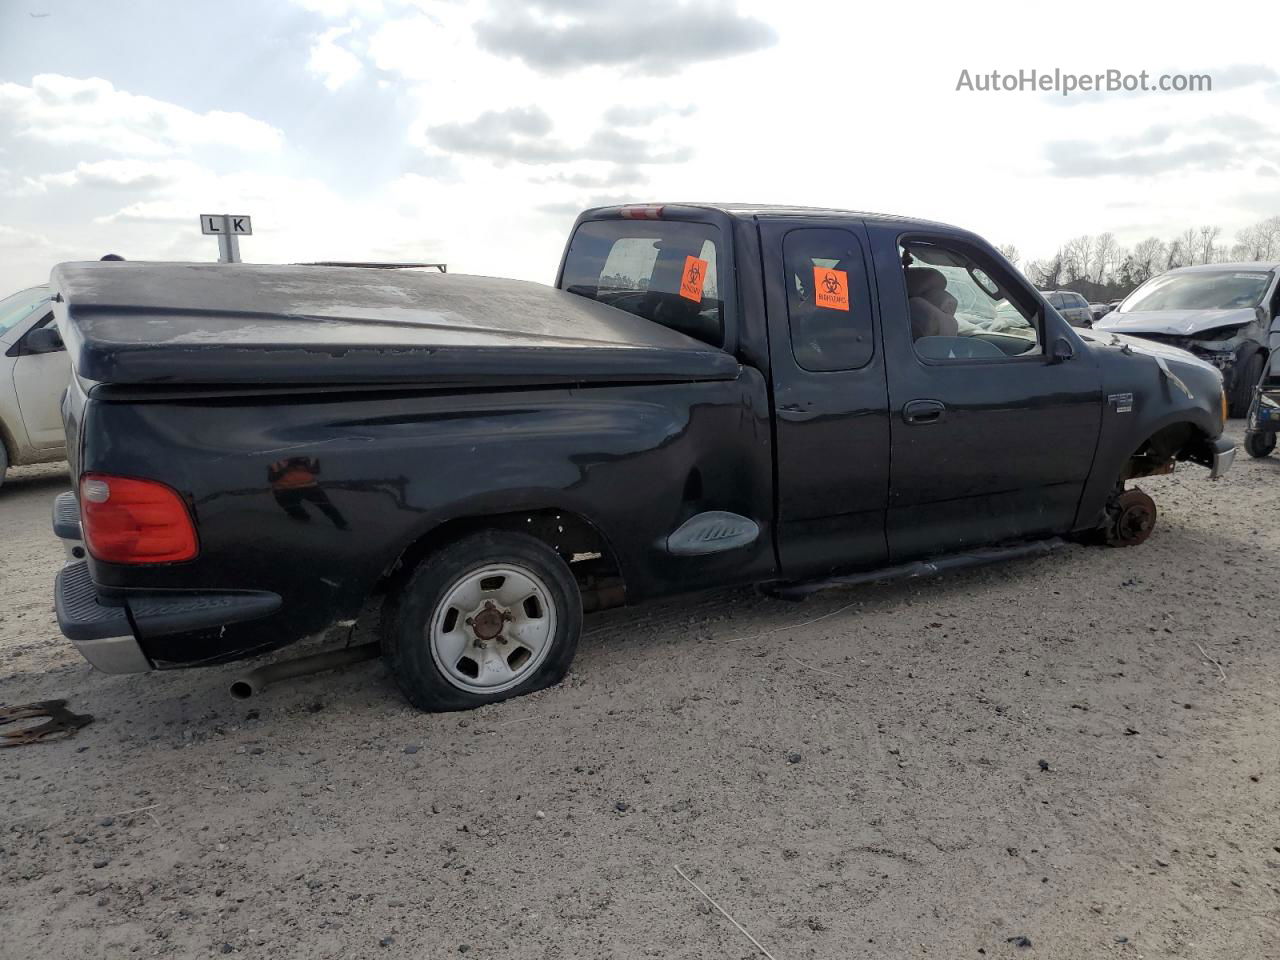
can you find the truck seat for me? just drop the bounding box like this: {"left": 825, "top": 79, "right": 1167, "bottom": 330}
{"left": 905, "top": 267, "right": 959, "bottom": 340}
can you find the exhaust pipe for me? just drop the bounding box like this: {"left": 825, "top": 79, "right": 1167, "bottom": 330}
{"left": 229, "top": 641, "right": 380, "bottom": 700}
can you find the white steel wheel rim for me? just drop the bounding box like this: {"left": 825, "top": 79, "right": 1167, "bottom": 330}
{"left": 428, "top": 562, "right": 558, "bottom": 694}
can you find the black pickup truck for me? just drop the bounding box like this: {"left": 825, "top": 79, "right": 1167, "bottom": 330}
{"left": 49, "top": 203, "right": 1234, "bottom": 711}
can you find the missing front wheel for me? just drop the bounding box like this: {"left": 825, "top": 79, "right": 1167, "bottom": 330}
{"left": 1104, "top": 488, "right": 1157, "bottom": 547}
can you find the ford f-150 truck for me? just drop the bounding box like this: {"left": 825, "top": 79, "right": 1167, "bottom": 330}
{"left": 48, "top": 203, "right": 1234, "bottom": 711}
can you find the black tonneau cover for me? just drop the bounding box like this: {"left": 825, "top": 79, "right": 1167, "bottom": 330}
{"left": 51, "top": 262, "right": 738, "bottom": 388}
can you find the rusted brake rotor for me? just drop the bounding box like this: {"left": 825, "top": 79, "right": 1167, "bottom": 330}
{"left": 1106, "top": 488, "right": 1158, "bottom": 547}
{"left": 0, "top": 699, "right": 94, "bottom": 747}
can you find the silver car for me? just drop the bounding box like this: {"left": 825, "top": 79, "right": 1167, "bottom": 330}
{"left": 0, "top": 284, "right": 69, "bottom": 487}
{"left": 1044, "top": 290, "right": 1094, "bottom": 327}
{"left": 1094, "top": 263, "right": 1278, "bottom": 417}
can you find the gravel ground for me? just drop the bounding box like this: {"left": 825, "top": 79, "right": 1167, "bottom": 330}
{"left": 1, "top": 423, "right": 1278, "bottom": 959}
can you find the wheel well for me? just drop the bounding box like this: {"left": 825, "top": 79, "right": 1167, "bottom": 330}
{"left": 1122, "top": 422, "right": 1213, "bottom": 480}
{"left": 376, "top": 508, "right": 626, "bottom": 611}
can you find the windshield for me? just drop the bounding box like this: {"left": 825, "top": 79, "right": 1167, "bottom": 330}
{"left": 560, "top": 219, "right": 724, "bottom": 347}
{"left": 0, "top": 285, "right": 50, "bottom": 337}
{"left": 1120, "top": 270, "right": 1272, "bottom": 312}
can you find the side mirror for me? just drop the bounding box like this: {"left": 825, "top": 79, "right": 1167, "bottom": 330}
{"left": 1048, "top": 336, "right": 1074, "bottom": 364}
{"left": 22, "top": 326, "right": 64, "bottom": 355}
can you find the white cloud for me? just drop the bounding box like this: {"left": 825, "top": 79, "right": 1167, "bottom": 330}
{"left": 0, "top": 225, "right": 51, "bottom": 250}
{"left": 0, "top": 75, "right": 284, "bottom": 156}
{"left": 308, "top": 23, "right": 364, "bottom": 91}
{"left": 14, "top": 158, "right": 183, "bottom": 196}
{"left": 7, "top": 1, "right": 1280, "bottom": 296}
{"left": 365, "top": 5, "right": 479, "bottom": 83}
{"left": 293, "top": 0, "right": 385, "bottom": 16}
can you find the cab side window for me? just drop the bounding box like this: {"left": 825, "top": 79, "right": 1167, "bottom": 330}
{"left": 782, "top": 228, "right": 874, "bottom": 371}
{"left": 900, "top": 240, "right": 1042, "bottom": 361}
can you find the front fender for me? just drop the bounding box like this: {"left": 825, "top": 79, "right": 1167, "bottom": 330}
{"left": 1074, "top": 342, "right": 1225, "bottom": 530}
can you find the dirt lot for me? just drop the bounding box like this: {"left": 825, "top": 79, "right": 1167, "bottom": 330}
{"left": 2, "top": 424, "right": 1278, "bottom": 960}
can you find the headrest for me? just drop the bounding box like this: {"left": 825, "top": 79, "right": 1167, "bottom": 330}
{"left": 905, "top": 266, "right": 947, "bottom": 299}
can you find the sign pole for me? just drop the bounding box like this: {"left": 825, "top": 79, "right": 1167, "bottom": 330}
{"left": 226, "top": 215, "right": 240, "bottom": 264}
{"left": 202, "top": 214, "right": 251, "bottom": 263}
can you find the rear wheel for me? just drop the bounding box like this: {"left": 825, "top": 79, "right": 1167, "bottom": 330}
{"left": 1105, "top": 488, "right": 1157, "bottom": 547}
{"left": 1229, "top": 351, "right": 1264, "bottom": 419}
{"left": 1245, "top": 431, "right": 1276, "bottom": 459}
{"left": 382, "top": 531, "right": 582, "bottom": 712}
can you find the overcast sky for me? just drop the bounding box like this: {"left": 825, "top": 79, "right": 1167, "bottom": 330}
{"left": 2, "top": 0, "right": 1278, "bottom": 292}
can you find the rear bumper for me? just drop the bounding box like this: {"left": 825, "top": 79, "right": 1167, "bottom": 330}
{"left": 52, "top": 493, "right": 283, "bottom": 673}
{"left": 1210, "top": 436, "right": 1235, "bottom": 479}
{"left": 54, "top": 561, "right": 150, "bottom": 673}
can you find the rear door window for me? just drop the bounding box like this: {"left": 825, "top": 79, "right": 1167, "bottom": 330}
{"left": 782, "top": 228, "right": 874, "bottom": 370}
{"left": 560, "top": 220, "right": 724, "bottom": 347}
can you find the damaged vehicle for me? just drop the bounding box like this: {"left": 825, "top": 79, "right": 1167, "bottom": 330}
{"left": 1243, "top": 314, "right": 1280, "bottom": 458}
{"left": 48, "top": 203, "right": 1234, "bottom": 711}
{"left": 1093, "top": 263, "right": 1278, "bottom": 416}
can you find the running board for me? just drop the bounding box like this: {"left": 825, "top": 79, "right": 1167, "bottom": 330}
{"left": 765, "top": 537, "right": 1069, "bottom": 600}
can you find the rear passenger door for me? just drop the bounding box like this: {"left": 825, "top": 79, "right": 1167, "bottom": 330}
{"left": 760, "top": 219, "right": 890, "bottom": 579}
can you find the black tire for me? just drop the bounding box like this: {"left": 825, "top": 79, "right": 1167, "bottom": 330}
{"left": 1229, "top": 351, "right": 1264, "bottom": 419}
{"left": 382, "top": 531, "right": 582, "bottom": 712}
{"left": 1245, "top": 430, "right": 1276, "bottom": 459}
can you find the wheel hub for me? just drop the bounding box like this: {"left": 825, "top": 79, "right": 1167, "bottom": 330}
{"left": 1107, "top": 488, "right": 1158, "bottom": 547}
{"left": 427, "top": 563, "right": 557, "bottom": 694}
{"left": 1119, "top": 504, "right": 1153, "bottom": 539}
{"left": 467, "top": 602, "right": 510, "bottom": 644}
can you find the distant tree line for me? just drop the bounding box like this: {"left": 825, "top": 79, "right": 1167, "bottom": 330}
{"left": 998, "top": 214, "right": 1280, "bottom": 302}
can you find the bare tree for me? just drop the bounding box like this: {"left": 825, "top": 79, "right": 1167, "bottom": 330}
{"left": 1232, "top": 215, "right": 1280, "bottom": 260}
{"left": 1197, "top": 226, "right": 1222, "bottom": 265}
{"left": 1177, "top": 227, "right": 1201, "bottom": 265}
{"left": 1022, "top": 213, "right": 1280, "bottom": 294}
{"left": 1027, "top": 251, "right": 1064, "bottom": 289}
{"left": 1093, "top": 232, "right": 1117, "bottom": 283}
{"left": 1063, "top": 234, "right": 1094, "bottom": 282}
{"left": 997, "top": 243, "right": 1021, "bottom": 268}
{"left": 1131, "top": 237, "right": 1165, "bottom": 282}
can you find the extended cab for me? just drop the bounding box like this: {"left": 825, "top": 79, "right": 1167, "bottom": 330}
{"left": 49, "top": 204, "right": 1234, "bottom": 710}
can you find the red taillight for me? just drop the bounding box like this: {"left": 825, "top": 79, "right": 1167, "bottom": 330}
{"left": 80, "top": 473, "right": 198, "bottom": 564}
{"left": 619, "top": 204, "right": 664, "bottom": 220}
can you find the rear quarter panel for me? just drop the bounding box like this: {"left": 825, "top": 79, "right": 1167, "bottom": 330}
{"left": 80, "top": 373, "right": 775, "bottom": 664}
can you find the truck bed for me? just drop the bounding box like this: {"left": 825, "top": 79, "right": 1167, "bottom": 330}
{"left": 51, "top": 262, "right": 738, "bottom": 388}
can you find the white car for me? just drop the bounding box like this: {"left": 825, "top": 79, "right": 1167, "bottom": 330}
{"left": 0, "top": 284, "right": 69, "bottom": 487}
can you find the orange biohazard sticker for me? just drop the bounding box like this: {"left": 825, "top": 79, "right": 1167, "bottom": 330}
{"left": 813, "top": 266, "right": 850, "bottom": 311}
{"left": 679, "top": 255, "right": 708, "bottom": 302}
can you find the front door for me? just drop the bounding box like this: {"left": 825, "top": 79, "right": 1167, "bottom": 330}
{"left": 865, "top": 224, "right": 1102, "bottom": 561}
{"left": 761, "top": 219, "right": 890, "bottom": 579}
{"left": 12, "top": 313, "right": 70, "bottom": 449}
